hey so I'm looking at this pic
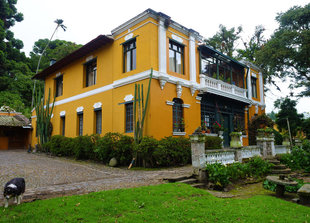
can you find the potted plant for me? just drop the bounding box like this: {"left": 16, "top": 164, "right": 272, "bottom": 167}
{"left": 281, "top": 130, "right": 290, "bottom": 146}
{"left": 213, "top": 121, "right": 224, "bottom": 135}
{"left": 201, "top": 120, "right": 207, "bottom": 133}
{"left": 230, "top": 132, "right": 242, "bottom": 148}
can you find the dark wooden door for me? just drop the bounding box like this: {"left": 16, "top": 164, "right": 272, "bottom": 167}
{"left": 223, "top": 114, "right": 231, "bottom": 148}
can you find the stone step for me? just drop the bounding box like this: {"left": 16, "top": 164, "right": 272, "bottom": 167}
{"left": 178, "top": 178, "right": 198, "bottom": 185}
{"left": 191, "top": 183, "right": 207, "bottom": 189}
{"left": 271, "top": 169, "right": 291, "bottom": 174}
{"left": 272, "top": 164, "right": 287, "bottom": 170}
{"left": 164, "top": 175, "right": 193, "bottom": 183}
{"left": 268, "top": 160, "right": 281, "bottom": 165}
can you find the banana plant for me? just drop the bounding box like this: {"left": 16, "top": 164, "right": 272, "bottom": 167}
{"left": 133, "top": 68, "right": 153, "bottom": 144}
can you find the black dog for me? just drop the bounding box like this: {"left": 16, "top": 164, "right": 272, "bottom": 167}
{"left": 3, "top": 178, "right": 25, "bottom": 208}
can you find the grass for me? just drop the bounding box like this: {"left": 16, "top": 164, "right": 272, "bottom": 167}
{"left": 1, "top": 183, "right": 309, "bottom": 223}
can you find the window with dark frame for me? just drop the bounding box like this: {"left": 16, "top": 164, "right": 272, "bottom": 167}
{"left": 169, "top": 40, "right": 184, "bottom": 74}
{"left": 55, "top": 75, "right": 63, "bottom": 97}
{"left": 125, "top": 103, "right": 133, "bottom": 132}
{"left": 85, "top": 59, "right": 97, "bottom": 87}
{"left": 61, "top": 116, "right": 65, "bottom": 136}
{"left": 95, "top": 109, "right": 102, "bottom": 134}
{"left": 78, "top": 113, "right": 83, "bottom": 136}
{"left": 123, "top": 39, "right": 136, "bottom": 73}
{"left": 251, "top": 77, "right": 257, "bottom": 98}
{"left": 173, "top": 98, "right": 184, "bottom": 132}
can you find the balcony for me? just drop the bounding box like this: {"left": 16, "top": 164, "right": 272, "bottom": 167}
{"left": 200, "top": 75, "right": 250, "bottom": 103}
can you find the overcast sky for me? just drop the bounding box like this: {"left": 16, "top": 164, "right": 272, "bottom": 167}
{"left": 11, "top": 0, "right": 310, "bottom": 115}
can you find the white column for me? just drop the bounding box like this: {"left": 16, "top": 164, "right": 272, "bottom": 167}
{"left": 189, "top": 34, "right": 196, "bottom": 83}
{"left": 158, "top": 18, "right": 167, "bottom": 74}
{"left": 247, "top": 70, "right": 252, "bottom": 99}
{"left": 259, "top": 72, "right": 264, "bottom": 104}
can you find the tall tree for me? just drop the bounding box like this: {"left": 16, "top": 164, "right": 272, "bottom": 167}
{"left": 275, "top": 97, "right": 303, "bottom": 136}
{"left": 0, "top": 0, "right": 34, "bottom": 115}
{"left": 205, "top": 24, "right": 242, "bottom": 57}
{"left": 237, "top": 25, "right": 266, "bottom": 62}
{"left": 29, "top": 39, "right": 82, "bottom": 72}
{"left": 256, "top": 3, "right": 310, "bottom": 97}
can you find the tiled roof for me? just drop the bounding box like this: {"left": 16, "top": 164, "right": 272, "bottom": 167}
{"left": 0, "top": 115, "right": 30, "bottom": 127}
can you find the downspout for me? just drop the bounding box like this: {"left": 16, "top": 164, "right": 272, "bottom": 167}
{"left": 245, "top": 66, "right": 251, "bottom": 144}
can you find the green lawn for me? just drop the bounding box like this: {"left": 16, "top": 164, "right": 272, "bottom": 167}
{"left": 1, "top": 183, "right": 309, "bottom": 223}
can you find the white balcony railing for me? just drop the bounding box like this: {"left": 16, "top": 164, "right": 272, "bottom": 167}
{"left": 203, "top": 75, "right": 248, "bottom": 99}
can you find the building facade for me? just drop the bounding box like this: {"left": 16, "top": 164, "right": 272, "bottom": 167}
{"left": 31, "top": 9, "right": 265, "bottom": 147}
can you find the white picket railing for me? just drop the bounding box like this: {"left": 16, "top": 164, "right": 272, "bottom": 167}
{"left": 206, "top": 150, "right": 235, "bottom": 165}
{"left": 204, "top": 76, "right": 247, "bottom": 99}
{"left": 205, "top": 145, "right": 291, "bottom": 165}
{"left": 275, "top": 145, "right": 290, "bottom": 154}
{"left": 241, "top": 146, "right": 261, "bottom": 159}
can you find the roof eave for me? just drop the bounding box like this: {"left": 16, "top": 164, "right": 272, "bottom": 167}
{"left": 32, "top": 35, "right": 114, "bottom": 80}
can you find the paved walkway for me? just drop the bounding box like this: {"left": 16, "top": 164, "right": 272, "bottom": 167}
{"left": 0, "top": 150, "right": 192, "bottom": 205}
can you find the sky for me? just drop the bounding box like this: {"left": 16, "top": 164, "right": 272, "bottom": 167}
{"left": 11, "top": 0, "right": 310, "bottom": 115}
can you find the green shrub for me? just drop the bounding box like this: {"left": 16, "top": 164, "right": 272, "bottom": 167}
{"left": 248, "top": 114, "right": 274, "bottom": 145}
{"left": 94, "top": 132, "right": 134, "bottom": 166}
{"left": 133, "top": 136, "right": 159, "bottom": 167}
{"left": 263, "top": 179, "right": 305, "bottom": 193}
{"left": 73, "top": 135, "right": 95, "bottom": 160}
{"left": 279, "top": 140, "right": 310, "bottom": 172}
{"left": 153, "top": 136, "right": 191, "bottom": 167}
{"left": 205, "top": 136, "right": 223, "bottom": 150}
{"left": 246, "top": 156, "right": 272, "bottom": 177}
{"left": 114, "top": 134, "right": 134, "bottom": 166}
{"left": 43, "top": 135, "right": 75, "bottom": 157}
{"left": 206, "top": 163, "right": 230, "bottom": 189}
{"left": 273, "top": 129, "right": 283, "bottom": 145}
{"left": 226, "top": 162, "right": 248, "bottom": 181}
{"left": 206, "top": 156, "right": 271, "bottom": 190}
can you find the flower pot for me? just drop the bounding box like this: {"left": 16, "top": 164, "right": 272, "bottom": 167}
{"left": 230, "top": 134, "right": 242, "bottom": 148}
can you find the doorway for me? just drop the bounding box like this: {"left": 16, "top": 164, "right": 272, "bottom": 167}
{"left": 222, "top": 114, "right": 231, "bottom": 148}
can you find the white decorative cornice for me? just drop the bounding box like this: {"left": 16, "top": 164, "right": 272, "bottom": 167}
{"left": 60, "top": 111, "right": 66, "bottom": 117}
{"left": 173, "top": 132, "right": 186, "bottom": 136}
{"left": 171, "top": 34, "right": 183, "bottom": 43}
{"left": 182, "top": 104, "right": 190, "bottom": 108}
{"left": 124, "top": 33, "right": 134, "bottom": 41}
{"left": 176, "top": 83, "right": 182, "bottom": 98}
{"left": 124, "top": 94, "right": 134, "bottom": 102}
{"left": 190, "top": 85, "right": 197, "bottom": 96}
{"left": 255, "top": 105, "right": 259, "bottom": 114}
{"left": 195, "top": 96, "right": 202, "bottom": 101}
{"left": 76, "top": 106, "right": 84, "bottom": 113}
{"left": 86, "top": 55, "right": 93, "bottom": 62}
{"left": 159, "top": 76, "right": 169, "bottom": 90}
{"left": 93, "top": 102, "right": 102, "bottom": 109}
{"left": 46, "top": 69, "right": 253, "bottom": 109}
{"left": 166, "top": 100, "right": 174, "bottom": 106}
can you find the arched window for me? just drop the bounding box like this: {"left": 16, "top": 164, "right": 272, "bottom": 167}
{"left": 173, "top": 98, "right": 184, "bottom": 132}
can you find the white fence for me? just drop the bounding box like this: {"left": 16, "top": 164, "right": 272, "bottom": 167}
{"left": 275, "top": 145, "right": 291, "bottom": 155}
{"left": 205, "top": 145, "right": 290, "bottom": 165}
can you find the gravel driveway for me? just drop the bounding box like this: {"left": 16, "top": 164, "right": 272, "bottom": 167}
{"left": 0, "top": 150, "right": 192, "bottom": 204}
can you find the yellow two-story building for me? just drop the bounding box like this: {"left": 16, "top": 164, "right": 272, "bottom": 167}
{"left": 31, "top": 9, "right": 266, "bottom": 148}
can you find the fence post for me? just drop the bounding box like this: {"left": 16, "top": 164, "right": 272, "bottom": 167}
{"left": 256, "top": 133, "right": 275, "bottom": 158}
{"left": 190, "top": 134, "right": 207, "bottom": 181}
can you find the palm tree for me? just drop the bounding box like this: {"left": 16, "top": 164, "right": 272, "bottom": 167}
{"left": 31, "top": 19, "right": 67, "bottom": 107}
